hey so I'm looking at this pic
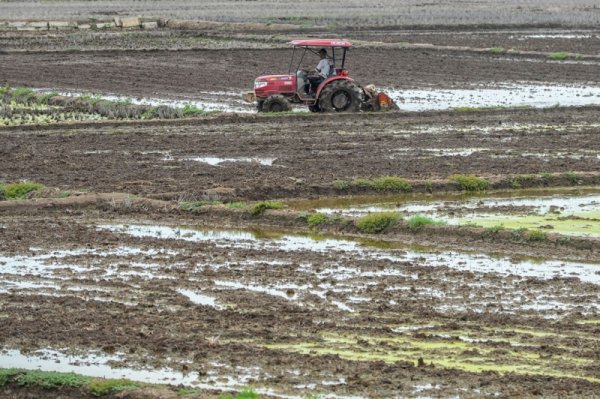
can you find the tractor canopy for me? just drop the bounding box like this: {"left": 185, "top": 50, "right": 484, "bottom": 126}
{"left": 289, "top": 39, "right": 352, "bottom": 48}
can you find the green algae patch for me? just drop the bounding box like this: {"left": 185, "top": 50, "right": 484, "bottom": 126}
{"left": 262, "top": 331, "right": 600, "bottom": 383}
{"left": 461, "top": 210, "right": 600, "bottom": 237}
{"left": 576, "top": 319, "right": 600, "bottom": 325}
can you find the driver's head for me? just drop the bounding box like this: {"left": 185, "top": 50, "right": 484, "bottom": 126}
{"left": 318, "top": 48, "right": 327, "bottom": 58}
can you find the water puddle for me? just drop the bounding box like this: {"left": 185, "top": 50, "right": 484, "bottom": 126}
{"left": 387, "top": 82, "right": 600, "bottom": 112}
{"left": 175, "top": 156, "right": 277, "bottom": 166}
{"left": 177, "top": 289, "right": 222, "bottom": 309}
{"left": 36, "top": 89, "right": 255, "bottom": 113}
{"left": 0, "top": 348, "right": 300, "bottom": 399}
{"left": 97, "top": 224, "right": 600, "bottom": 285}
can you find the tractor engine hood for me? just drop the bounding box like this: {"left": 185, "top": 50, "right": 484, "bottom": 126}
{"left": 254, "top": 74, "right": 296, "bottom": 95}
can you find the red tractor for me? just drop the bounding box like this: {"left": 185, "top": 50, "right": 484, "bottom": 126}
{"left": 243, "top": 39, "right": 397, "bottom": 113}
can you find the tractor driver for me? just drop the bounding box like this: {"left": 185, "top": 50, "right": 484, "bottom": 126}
{"left": 306, "top": 48, "right": 331, "bottom": 96}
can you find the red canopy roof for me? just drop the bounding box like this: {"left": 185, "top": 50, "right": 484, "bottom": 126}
{"left": 290, "top": 39, "right": 352, "bottom": 48}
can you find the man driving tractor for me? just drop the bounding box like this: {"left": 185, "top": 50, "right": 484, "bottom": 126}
{"left": 243, "top": 39, "right": 398, "bottom": 113}
{"left": 306, "top": 48, "right": 332, "bottom": 96}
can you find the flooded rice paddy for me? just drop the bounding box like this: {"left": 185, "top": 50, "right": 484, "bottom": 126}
{"left": 32, "top": 81, "right": 600, "bottom": 117}
{"left": 291, "top": 188, "right": 600, "bottom": 237}
{"left": 1, "top": 211, "right": 599, "bottom": 395}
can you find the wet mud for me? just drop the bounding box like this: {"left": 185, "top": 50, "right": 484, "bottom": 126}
{"left": 1, "top": 216, "right": 600, "bottom": 398}
{"left": 2, "top": 21, "right": 600, "bottom": 399}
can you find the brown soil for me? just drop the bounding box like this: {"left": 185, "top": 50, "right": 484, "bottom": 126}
{"left": 1, "top": 107, "right": 599, "bottom": 200}
{"left": 2, "top": 23, "right": 600, "bottom": 399}
{"left": 2, "top": 45, "right": 600, "bottom": 98}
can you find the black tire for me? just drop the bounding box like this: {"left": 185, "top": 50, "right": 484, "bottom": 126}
{"left": 318, "top": 80, "right": 363, "bottom": 113}
{"left": 308, "top": 103, "right": 320, "bottom": 113}
{"left": 256, "top": 100, "right": 264, "bottom": 112}
{"left": 262, "top": 95, "right": 292, "bottom": 113}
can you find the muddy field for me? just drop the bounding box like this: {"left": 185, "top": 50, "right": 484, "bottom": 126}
{"left": 1, "top": 0, "right": 600, "bottom": 27}
{"left": 1, "top": 8, "right": 600, "bottom": 399}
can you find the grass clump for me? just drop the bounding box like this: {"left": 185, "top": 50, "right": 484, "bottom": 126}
{"left": 407, "top": 215, "right": 446, "bottom": 230}
{"left": 37, "top": 92, "right": 59, "bottom": 105}
{"left": 12, "top": 87, "right": 35, "bottom": 104}
{"left": 489, "top": 47, "right": 505, "bottom": 53}
{"left": 355, "top": 212, "right": 400, "bottom": 234}
{"left": 333, "top": 180, "right": 351, "bottom": 190}
{"left": 336, "top": 176, "right": 412, "bottom": 193}
{"left": 251, "top": 200, "right": 284, "bottom": 215}
{"left": 549, "top": 51, "right": 568, "bottom": 60}
{"left": 1, "top": 181, "right": 45, "bottom": 200}
{"left": 0, "top": 369, "right": 21, "bottom": 387}
{"left": 16, "top": 370, "right": 90, "bottom": 389}
{"left": 527, "top": 230, "right": 547, "bottom": 241}
{"left": 449, "top": 174, "right": 489, "bottom": 192}
{"left": 511, "top": 174, "right": 536, "bottom": 189}
{"left": 307, "top": 212, "right": 328, "bottom": 228}
{"left": 485, "top": 224, "right": 504, "bottom": 234}
{"left": 182, "top": 103, "right": 206, "bottom": 116}
{"left": 563, "top": 172, "right": 579, "bottom": 185}
{"left": 220, "top": 389, "right": 260, "bottom": 399}
{"left": 88, "top": 378, "right": 139, "bottom": 396}
{"left": 371, "top": 176, "right": 412, "bottom": 193}
{"left": 227, "top": 201, "right": 247, "bottom": 209}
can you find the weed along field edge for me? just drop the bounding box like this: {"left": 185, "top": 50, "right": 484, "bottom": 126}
{"left": 2, "top": 2, "right": 600, "bottom": 398}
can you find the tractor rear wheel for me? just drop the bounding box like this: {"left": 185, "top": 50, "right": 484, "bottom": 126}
{"left": 318, "top": 81, "right": 363, "bottom": 113}
{"left": 261, "top": 95, "right": 292, "bottom": 113}
{"left": 256, "top": 100, "right": 264, "bottom": 112}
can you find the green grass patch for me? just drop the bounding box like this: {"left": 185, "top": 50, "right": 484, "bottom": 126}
{"left": 251, "top": 200, "right": 284, "bottom": 215}
{"left": 0, "top": 369, "right": 21, "bottom": 387}
{"left": 16, "top": 370, "right": 91, "bottom": 389}
{"left": 563, "top": 172, "right": 579, "bottom": 185}
{"left": 449, "top": 174, "right": 489, "bottom": 192}
{"left": 549, "top": 51, "right": 569, "bottom": 60}
{"left": 0, "top": 181, "right": 45, "bottom": 200}
{"left": 12, "top": 87, "right": 35, "bottom": 103}
{"left": 307, "top": 212, "right": 328, "bottom": 228}
{"left": 489, "top": 47, "right": 505, "bottom": 53}
{"left": 333, "top": 180, "right": 351, "bottom": 190}
{"left": 511, "top": 174, "right": 536, "bottom": 189}
{"left": 371, "top": 176, "right": 412, "bottom": 193}
{"left": 219, "top": 389, "right": 260, "bottom": 399}
{"left": 88, "top": 378, "right": 140, "bottom": 396}
{"left": 37, "top": 92, "right": 59, "bottom": 105}
{"left": 527, "top": 230, "right": 547, "bottom": 242}
{"left": 407, "top": 215, "right": 446, "bottom": 230}
{"left": 182, "top": 103, "right": 207, "bottom": 116}
{"left": 141, "top": 106, "right": 159, "bottom": 119}
{"left": 58, "top": 190, "right": 72, "bottom": 198}
{"left": 485, "top": 224, "right": 504, "bottom": 234}
{"left": 335, "top": 176, "right": 411, "bottom": 193}
{"left": 425, "top": 179, "right": 433, "bottom": 193}
{"left": 355, "top": 212, "right": 400, "bottom": 234}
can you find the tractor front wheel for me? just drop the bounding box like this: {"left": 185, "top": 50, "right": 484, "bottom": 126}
{"left": 318, "top": 81, "right": 363, "bottom": 113}
{"left": 261, "top": 95, "right": 292, "bottom": 113}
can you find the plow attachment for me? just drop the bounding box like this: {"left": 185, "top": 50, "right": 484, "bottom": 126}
{"left": 361, "top": 84, "right": 400, "bottom": 112}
